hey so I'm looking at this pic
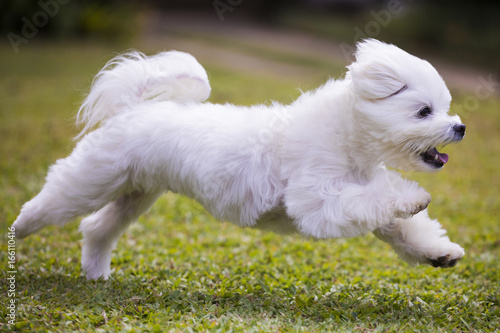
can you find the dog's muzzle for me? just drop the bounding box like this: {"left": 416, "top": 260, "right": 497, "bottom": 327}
{"left": 419, "top": 123, "right": 466, "bottom": 169}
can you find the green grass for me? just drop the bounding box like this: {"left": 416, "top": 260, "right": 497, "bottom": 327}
{"left": 1, "top": 40, "right": 499, "bottom": 332}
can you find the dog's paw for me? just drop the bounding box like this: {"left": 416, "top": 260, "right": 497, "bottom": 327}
{"left": 395, "top": 188, "right": 431, "bottom": 219}
{"left": 428, "top": 255, "right": 461, "bottom": 268}
{"left": 81, "top": 245, "right": 112, "bottom": 281}
{"left": 82, "top": 257, "right": 111, "bottom": 280}
{"left": 426, "top": 243, "right": 465, "bottom": 268}
{"left": 11, "top": 200, "right": 48, "bottom": 239}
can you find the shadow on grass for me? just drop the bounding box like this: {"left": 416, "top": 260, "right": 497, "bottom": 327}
{"left": 17, "top": 270, "right": 429, "bottom": 329}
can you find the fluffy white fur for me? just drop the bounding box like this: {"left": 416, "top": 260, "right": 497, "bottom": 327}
{"left": 13, "top": 39, "right": 466, "bottom": 280}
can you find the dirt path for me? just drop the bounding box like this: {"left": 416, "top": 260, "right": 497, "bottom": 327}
{"left": 141, "top": 12, "right": 495, "bottom": 94}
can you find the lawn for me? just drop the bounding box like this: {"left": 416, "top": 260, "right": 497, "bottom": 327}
{"left": 1, "top": 40, "right": 499, "bottom": 332}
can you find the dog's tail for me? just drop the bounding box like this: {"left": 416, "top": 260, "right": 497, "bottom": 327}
{"left": 76, "top": 51, "right": 211, "bottom": 139}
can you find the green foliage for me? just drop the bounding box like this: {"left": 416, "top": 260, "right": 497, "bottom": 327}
{"left": 0, "top": 0, "right": 138, "bottom": 40}
{"left": 279, "top": 3, "right": 500, "bottom": 74}
{"left": 1, "top": 41, "right": 499, "bottom": 332}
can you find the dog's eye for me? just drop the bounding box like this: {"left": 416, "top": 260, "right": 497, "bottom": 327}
{"left": 417, "top": 107, "right": 432, "bottom": 118}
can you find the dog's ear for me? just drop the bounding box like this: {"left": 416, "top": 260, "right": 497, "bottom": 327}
{"left": 348, "top": 39, "right": 406, "bottom": 99}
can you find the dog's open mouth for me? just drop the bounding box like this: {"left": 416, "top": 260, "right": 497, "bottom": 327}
{"left": 420, "top": 147, "right": 449, "bottom": 168}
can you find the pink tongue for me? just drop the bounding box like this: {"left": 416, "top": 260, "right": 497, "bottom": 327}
{"left": 438, "top": 152, "right": 449, "bottom": 164}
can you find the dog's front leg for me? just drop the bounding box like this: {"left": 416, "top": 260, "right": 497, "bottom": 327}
{"left": 285, "top": 170, "right": 431, "bottom": 239}
{"left": 379, "top": 170, "right": 432, "bottom": 219}
{"left": 373, "top": 210, "right": 465, "bottom": 268}
{"left": 334, "top": 170, "right": 432, "bottom": 230}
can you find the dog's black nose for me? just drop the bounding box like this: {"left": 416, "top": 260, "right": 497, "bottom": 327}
{"left": 453, "top": 124, "right": 466, "bottom": 138}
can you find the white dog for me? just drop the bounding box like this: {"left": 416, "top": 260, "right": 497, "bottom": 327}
{"left": 13, "top": 39, "right": 466, "bottom": 280}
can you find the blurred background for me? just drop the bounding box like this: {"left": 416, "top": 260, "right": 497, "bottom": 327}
{"left": 2, "top": 0, "right": 499, "bottom": 76}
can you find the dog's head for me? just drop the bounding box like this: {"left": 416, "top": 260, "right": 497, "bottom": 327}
{"left": 347, "top": 39, "right": 465, "bottom": 172}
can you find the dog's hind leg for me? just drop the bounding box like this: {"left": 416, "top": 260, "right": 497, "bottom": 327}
{"left": 12, "top": 131, "right": 132, "bottom": 239}
{"left": 373, "top": 210, "right": 465, "bottom": 268}
{"left": 80, "top": 190, "right": 162, "bottom": 280}
{"left": 13, "top": 167, "right": 124, "bottom": 240}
